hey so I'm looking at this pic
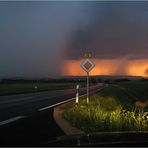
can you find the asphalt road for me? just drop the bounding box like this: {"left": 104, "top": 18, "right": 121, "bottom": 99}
{"left": 0, "top": 84, "right": 103, "bottom": 122}
{"left": 0, "top": 83, "right": 104, "bottom": 146}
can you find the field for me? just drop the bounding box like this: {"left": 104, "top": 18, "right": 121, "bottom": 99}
{"left": 0, "top": 82, "right": 85, "bottom": 96}
{"left": 116, "top": 80, "right": 148, "bottom": 100}
{"left": 63, "top": 80, "right": 148, "bottom": 133}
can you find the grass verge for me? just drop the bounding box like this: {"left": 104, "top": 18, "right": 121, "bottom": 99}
{"left": 62, "top": 87, "right": 148, "bottom": 134}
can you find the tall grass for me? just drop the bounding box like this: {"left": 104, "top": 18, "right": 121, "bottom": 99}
{"left": 63, "top": 94, "right": 148, "bottom": 133}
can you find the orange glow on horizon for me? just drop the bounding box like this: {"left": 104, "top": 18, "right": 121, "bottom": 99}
{"left": 127, "top": 60, "right": 148, "bottom": 77}
{"left": 62, "top": 58, "right": 148, "bottom": 77}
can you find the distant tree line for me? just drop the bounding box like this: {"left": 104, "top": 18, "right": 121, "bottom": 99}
{"left": 0, "top": 77, "right": 146, "bottom": 84}
{"left": 0, "top": 78, "right": 86, "bottom": 84}
{"left": 140, "top": 78, "right": 148, "bottom": 81}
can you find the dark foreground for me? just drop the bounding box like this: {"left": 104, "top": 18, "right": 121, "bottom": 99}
{"left": 49, "top": 132, "right": 148, "bottom": 147}
{"left": 0, "top": 84, "right": 102, "bottom": 146}
{"left": 1, "top": 107, "right": 148, "bottom": 147}
{"left": 0, "top": 108, "right": 64, "bottom": 146}
{"left": 0, "top": 83, "right": 148, "bottom": 147}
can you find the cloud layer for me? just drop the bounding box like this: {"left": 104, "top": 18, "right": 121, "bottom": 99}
{"left": 0, "top": 1, "right": 148, "bottom": 77}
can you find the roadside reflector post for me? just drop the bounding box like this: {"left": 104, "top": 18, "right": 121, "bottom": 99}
{"left": 81, "top": 52, "right": 95, "bottom": 104}
{"left": 34, "top": 86, "right": 38, "bottom": 91}
{"left": 76, "top": 85, "right": 79, "bottom": 103}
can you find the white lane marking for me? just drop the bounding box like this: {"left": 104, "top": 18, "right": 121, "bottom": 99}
{"left": 39, "top": 86, "right": 106, "bottom": 111}
{"left": 39, "top": 94, "right": 87, "bottom": 111}
{"left": 0, "top": 116, "right": 25, "bottom": 126}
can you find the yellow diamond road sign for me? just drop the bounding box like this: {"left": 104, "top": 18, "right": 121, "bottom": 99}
{"left": 81, "top": 58, "right": 95, "bottom": 73}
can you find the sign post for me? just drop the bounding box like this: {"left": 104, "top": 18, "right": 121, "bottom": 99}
{"left": 87, "top": 72, "right": 89, "bottom": 104}
{"left": 81, "top": 52, "right": 95, "bottom": 104}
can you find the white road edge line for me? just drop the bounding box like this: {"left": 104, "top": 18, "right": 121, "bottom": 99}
{"left": 0, "top": 116, "right": 25, "bottom": 126}
{"left": 39, "top": 94, "right": 87, "bottom": 111}
{"left": 39, "top": 86, "right": 106, "bottom": 111}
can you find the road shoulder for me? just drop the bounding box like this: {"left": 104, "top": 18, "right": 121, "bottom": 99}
{"left": 53, "top": 102, "right": 85, "bottom": 135}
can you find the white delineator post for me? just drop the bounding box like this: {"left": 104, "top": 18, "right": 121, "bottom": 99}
{"left": 76, "top": 85, "right": 79, "bottom": 103}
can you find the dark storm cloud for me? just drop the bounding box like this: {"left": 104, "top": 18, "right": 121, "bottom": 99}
{"left": 67, "top": 1, "right": 148, "bottom": 60}
{"left": 0, "top": 1, "right": 89, "bottom": 77}
{"left": 0, "top": 1, "right": 148, "bottom": 78}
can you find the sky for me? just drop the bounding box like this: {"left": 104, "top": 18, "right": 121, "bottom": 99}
{"left": 0, "top": 1, "right": 148, "bottom": 78}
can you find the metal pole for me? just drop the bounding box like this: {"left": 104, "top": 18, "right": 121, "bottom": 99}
{"left": 87, "top": 72, "right": 89, "bottom": 104}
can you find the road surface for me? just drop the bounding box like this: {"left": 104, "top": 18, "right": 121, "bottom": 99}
{"left": 0, "top": 83, "right": 103, "bottom": 122}
{"left": 0, "top": 83, "right": 104, "bottom": 146}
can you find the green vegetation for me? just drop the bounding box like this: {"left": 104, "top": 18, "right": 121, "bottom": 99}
{"left": 0, "top": 82, "right": 85, "bottom": 96}
{"left": 96, "top": 85, "right": 134, "bottom": 110}
{"left": 116, "top": 80, "right": 148, "bottom": 100}
{"left": 63, "top": 81, "right": 148, "bottom": 133}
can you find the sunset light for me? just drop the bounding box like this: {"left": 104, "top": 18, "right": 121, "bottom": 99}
{"left": 62, "top": 59, "right": 148, "bottom": 77}
{"left": 127, "top": 60, "right": 148, "bottom": 77}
